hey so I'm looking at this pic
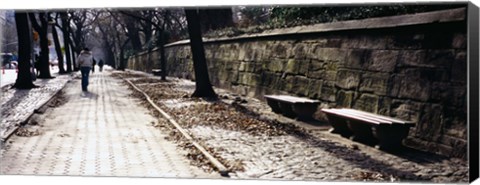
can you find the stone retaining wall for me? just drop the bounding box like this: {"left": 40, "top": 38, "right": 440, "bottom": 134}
{"left": 127, "top": 8, "right": 468, "bottom": 158}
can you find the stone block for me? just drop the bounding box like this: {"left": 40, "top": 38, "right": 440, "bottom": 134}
{"left": 232, "top": 85, "right": 248, "bottom": 96}
{"left": 352, "top": 93, "right": 379, "bottom": 113}
{"left": 447, "top": 86, "right": 466, "bottom": 107}
{"left": 377, "top": 97, "right": 392, "bottom": 116}
{"left": 307, "top": 80, "right": 323, "bottom": 99}
{"left": 249, "top": 74, "right": 261, "bottom": 87}
{"left": 416, "top": 104, "right": 444, "bottom": 141}
{"left": 292, "top": 76, "right": 310, "bottom": 96}
{"left": 239, "top": 62, "right": 247, "bottom": 72}
{"left": 245, "top": 48, "right": 257, "bottom": 62}
{"left": 298, "top": 60, "right": 310, "bottom": 76}
{"left": 343, "top": 49, "right": 371, "bottom": 69}
{"left": 260, "top": 72, "right": 276, "bottom": 87}
{"left": 267, "top": 60, "right": 284, "bottom": 73}
{"left": 325, "top": 38, "right": 343, "bottom": 48}
{"left": 335, "top": 70, "right": 362, "bottom": 90}
{"left": 320, "top": 85, "right": 336, "bottom": 102}
{"left": 424, "top": 50, "right": 455, "bottom": 68}
{"left": 219, "top": 69, "right": 229, "bottom": 82}
{"left": 290, "top": 44, "right": 310, "bottom": 59}
{"left": 390, "top": 100, "right": 423, "bottom": 123}
{"left": 343, "top": 35, "right": 389, "bottom": 49}
{"left": 272, "top": 43, "right": 288, "bottom": 59}
{"left": 451, "top": 51, "right": 467, "bottom": 83}
{"left": 430, "top": 82, "right": 452, "bottom": 103}
{"left": 321, "top": 71, "right": 337, "bottom": 81}
{"left": 439, "top": 135, "right": 467, "bottom": 158}
{"left": 228, "top": 70, "right": 239, "bottom": 84}
{"left": 336, "top": 90, "right": 354, "bottom": 108}
{"left": 267, "top": 74, "right": 282, "bottom": 89}
{"left": 444, "top": 126, "right": 467, "bottom": 142}
{"left": 311, "top": 59, "right": 325, "bottom": 71}
{"left": 452, "top": 33, "right": 467, "bottom": 49}
{"left": 285, "top": 59, "right": 300, "bottom": 74}
{"left": 253, "top": 62, "right": 264, "bottom": 73}
{"left": 314, "top": 47, "right": 347, "bottom": 62}
{"left": 283, "top": 75, "right": 295, "bottom": 92}
{"left": 237, "top": 44, "right": 247, "bottom": 61}
{"left": 389, "top": 74, "right": 431, "bottom": 102}
{"left": 443, "top": 107, "right": 467, "bottom": 139}
{"left": 359, "top": 72, "right": 390, "bottom": 96}
{"left": 324, "top": 61, "right": 338, "bottom": 71}
{"left": 368, "top": 50, "right": 399, "bottom": 72}
{"left": 238, "top": 73, "right": 260, "bottom": 86}
{"left": 239, "top": 62, "right": 255, "bottom": 72}
{"left": 398, "top": 50, "right": 427, "bottom": 67}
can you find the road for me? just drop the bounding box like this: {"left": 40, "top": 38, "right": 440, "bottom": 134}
{"left": 0, "top": 69, "right": 17, "bottom": 88}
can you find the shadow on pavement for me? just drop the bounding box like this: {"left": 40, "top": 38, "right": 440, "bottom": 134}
{"left": 230, "top": 102, "right": 429, "bottom": 181}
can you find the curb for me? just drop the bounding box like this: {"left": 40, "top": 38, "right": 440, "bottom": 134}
{"left": 1, "top": 75, "right": 74, "bottom": 144}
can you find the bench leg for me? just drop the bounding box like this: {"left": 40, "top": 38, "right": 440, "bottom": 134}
{"left": 372, "top": 125, "right": 410, "bottom": 151}
{"left": 347, "top": 120, "right": 378, "bottom": 146}
{"left": 292, "top": 103, "right": 318, "bottom": 121}
{"left": 278, "top": 102, "right": 296, "bottom": 118}
{"left": 325, "top": 114, "right": 354, "bottom": 137}
{"left": 266, "top": 99, "right": 282, "bottom": 113}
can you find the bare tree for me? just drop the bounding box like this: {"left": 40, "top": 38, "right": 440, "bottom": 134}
{"left": 50, "top": 13, "right": 66, "bottom": 74}
{"left": 70, "top": 10, "right": 99, "bottom": 54}
{"left": 59, "top": 11, "right": 73, "bottom": 72}
{"left": 185, "top": 8, "right": 217, "bottom": 98}
{"left": 13, "top": 11, "right": 37, "bottom": 89}
{"left": 119, "top": 8, "right": 187, "bottom": 80}
{"left": 29, "top": 12, "right": 53, "bottom": 79}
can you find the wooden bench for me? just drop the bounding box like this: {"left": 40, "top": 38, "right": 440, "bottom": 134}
{"left": 264, "top": 95, "right": 320, "bottom": 120}
{"left": 152, "top": 69, "right": 162, "bottom": 76}
{"left": 321, "top": 108, "right": 415, "bottom": 150}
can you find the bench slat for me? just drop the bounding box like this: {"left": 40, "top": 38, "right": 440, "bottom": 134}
{"left": 265, "top": 95, "right": 320, "bottom": 103}
{"left": 321, "top": 109, "right": 381, "bottom": 125}
{"left": 340, "top": 108, "right": 414, "bottom": 124}
{"left": 337, "top": 109, "right": 393, "bottom": 124}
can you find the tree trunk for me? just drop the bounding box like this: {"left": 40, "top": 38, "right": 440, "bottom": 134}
{"left": 158, "top": 31, "right": 167, "bottom": 80}
{"left": 13, "top": 12, "right": 37, "bottom": 89}
{"left": 106, "top": 46, "right": 116, "bottom": 69}
{"left": 29, "top": 13, "right": 53, "bottom": 79}
{"left": 118, "top": 39, "right": 129, "bottom": 71}
{"left": 185, "top": 9, "right": 217, "bottom": 98}
{"left": 69, "top": 41, "right": 78, "bottom": 71}
{"left": 51, "top": 22, "right": 65, "bottom": 74}
{"left": 60, "top": 12, "right": 72, "bottom": 72}
{"left": 119, "top": 47, "right": 125, "bottom": 71}
{"left": 125, "top": 15, "right": 143, "bottom": 52}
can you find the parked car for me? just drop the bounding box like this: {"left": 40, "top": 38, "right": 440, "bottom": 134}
{"left": 1, "top": 53, "right": 17, "bottom": 69}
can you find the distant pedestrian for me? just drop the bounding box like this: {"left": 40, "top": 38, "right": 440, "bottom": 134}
{"left": 98, "top": 59, "right": 104, "bottom": 72}
{"left": 92, "top": 58, "right": 96, "bottom": 73}
{"left": 76, "top": 48, "right": 94, "bottom": 91}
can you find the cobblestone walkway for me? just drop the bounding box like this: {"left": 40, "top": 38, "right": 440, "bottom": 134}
{"left": 0, "top": 70, "right": 216, "bottom": 178}
{"left": 1, "top": 74, "right": 72, "bottom": 139}
{"left": 121, "top": 71, "right": 468, "bottom": 183}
